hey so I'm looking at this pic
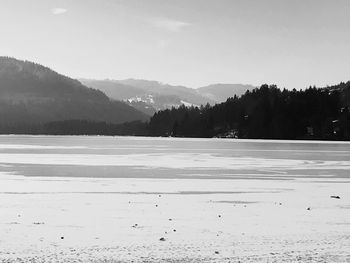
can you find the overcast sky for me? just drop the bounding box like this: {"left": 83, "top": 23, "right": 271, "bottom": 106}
{"left": 1, "top": 0, "right": 350, "bottom": 89}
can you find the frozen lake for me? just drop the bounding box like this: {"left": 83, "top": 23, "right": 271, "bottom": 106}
{"left": 0, "top": 135, "right": 349, "bottom": 262}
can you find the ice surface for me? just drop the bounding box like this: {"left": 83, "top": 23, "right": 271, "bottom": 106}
{"left": 0, "top": 136, "right": 349, "bottom": 262}
{"left": 1, "top": 153, "right": 350, "bottom": 172}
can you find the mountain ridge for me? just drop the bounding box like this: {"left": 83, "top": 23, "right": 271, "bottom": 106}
{"left": 0, "top": 57, "right": 148, "bottom": 126}
{"left": 81, "top": 79, "right": 255, "bottom": 115}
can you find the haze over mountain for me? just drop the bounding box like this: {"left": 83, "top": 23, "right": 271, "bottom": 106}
{"left": 80, "top": 79, "right": 158, "bottom": 116}
{"left": 198, "top": 84, "right": 255, "bottom": 102}
{"left": 0, "top": 57, "right": 148, "bottom": 127}
{"left": 81, "top": 79, "right": 254, "bottom": 115}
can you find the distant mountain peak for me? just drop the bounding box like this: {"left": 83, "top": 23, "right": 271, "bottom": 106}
{"left": 81, "top": 79, "right": 216, "bottom": 115}
{"left": 81, "top": 79, "right": 255, "bottom": 115}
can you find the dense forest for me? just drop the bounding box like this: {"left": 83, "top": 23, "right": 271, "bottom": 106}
{"left": 3, "top": 83, "right": 349, "bottom": 140}
{"left": 148, "top": 84, "right": 350, "bottom": 140}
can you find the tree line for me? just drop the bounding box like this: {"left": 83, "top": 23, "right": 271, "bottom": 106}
{"left": 1, "top": 83, "right": 349, "bottom": 140}
{"left": 148, "top": 83, "right": 350, "bottom": 140}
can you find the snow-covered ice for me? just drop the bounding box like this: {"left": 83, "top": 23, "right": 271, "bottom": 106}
{"left": 0, "top": 136, "right": 349, "bottom": 262}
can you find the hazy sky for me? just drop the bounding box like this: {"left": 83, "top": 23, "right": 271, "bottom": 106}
{"left": 1, "top": 0, "right": 350, "bottom": 88}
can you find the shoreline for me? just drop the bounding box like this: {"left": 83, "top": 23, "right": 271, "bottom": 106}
{"left": 0, "top": 134, "right": 350, "bottom": 144}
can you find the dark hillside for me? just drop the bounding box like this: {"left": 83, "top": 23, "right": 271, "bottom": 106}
{"left": 0, "top": 57, "right": 147, "bottom": 126}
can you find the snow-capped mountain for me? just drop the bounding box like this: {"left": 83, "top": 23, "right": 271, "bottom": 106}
{"left": 81, "top": 79, "right": 253, "bottom": 116}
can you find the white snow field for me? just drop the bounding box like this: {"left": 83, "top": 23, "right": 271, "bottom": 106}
{"left": 0, "top": 135, "right": 349, "bottom": 262}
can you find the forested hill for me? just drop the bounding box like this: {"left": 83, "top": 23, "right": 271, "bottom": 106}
{"left": 0, "top": 57, "right": 349, "bottom": 140}
{"left": 0, "top": 57, "right": 148, "bottom": 127}
{"left": 21, "top": 83, "right": 350, "bottom": 140}
{"left": 148, "top": 84, "right": 350, "bottom": 140}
